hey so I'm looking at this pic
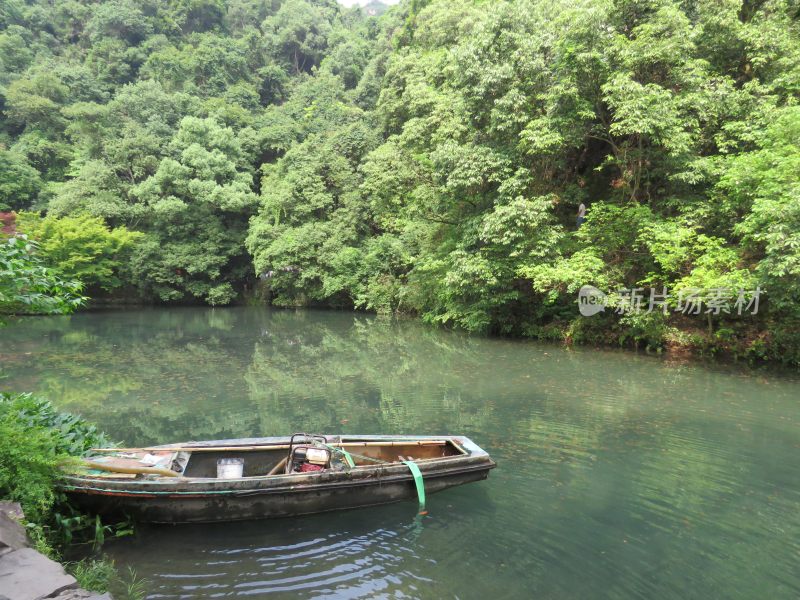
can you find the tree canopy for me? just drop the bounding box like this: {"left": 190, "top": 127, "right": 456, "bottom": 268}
{"left": 2, "top": 0, "right": 799, "bottom": 363}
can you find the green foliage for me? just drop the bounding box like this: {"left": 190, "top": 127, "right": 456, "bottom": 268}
{"left": 724, "top": 107, "right": 800, "bottom": 315}
{"left": 2, "top": 0, "right": 799, "bottom": 360}
{"left": 0, "top": 236, "right": 85, "bottom": 316}
{"left": 263, "top": 0, "right": 337, "bottom": 74}
{"left": 0, "top": 150, "right": 42, "bottom": 211}
{"left": 0, "top": 392, "right": 110, "bottom": 523}
{"left": 124, "top": 115, "right": 258, "bottom": 303}
{"left": 15, "top": 212, "right": 142, "bottom": 291}
{"left": 86, "top": 0, "right": 153, "bottom": 46}
{"left": 242, "top": 0, "right": 800, "bottom": 360}
{"left": 0, "top": 398, "right": 60, "bottom": 522}
{"left": 67, "top": 558, "right": 148, "bottom": 599}
{"left": 113, "top": 566, "right": 149, "bottom": 600}
{"left": 0, "top": 391, "right": 133, "bottom": 578}
{"left": 0, "top": 392, "right": 136, "bottom": 594}
{"left": 69, "top": 559, "right": 116, "bottom": 593}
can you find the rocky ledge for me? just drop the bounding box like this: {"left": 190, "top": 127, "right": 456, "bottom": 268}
{"left": 0, "top": 503, "right": 111, "bottom": 600}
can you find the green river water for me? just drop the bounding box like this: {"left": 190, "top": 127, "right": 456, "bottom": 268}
{"left": 0, "top": 307, "right": 798, "bottom": 599}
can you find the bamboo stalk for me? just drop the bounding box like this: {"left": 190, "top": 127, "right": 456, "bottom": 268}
{"left": 91, "top": 440, "right": 449, "bottom": 454}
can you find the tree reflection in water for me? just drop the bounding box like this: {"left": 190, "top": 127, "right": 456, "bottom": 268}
{"left": 1, "top": 307, "right": 799, "bottom": 599}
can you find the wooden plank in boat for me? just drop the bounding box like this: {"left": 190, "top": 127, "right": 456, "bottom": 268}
{"left": 82, "top": 471, "right": 138, "bottom": 480}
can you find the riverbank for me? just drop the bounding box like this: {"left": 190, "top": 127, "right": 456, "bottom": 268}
{"left": 536, "top": 313, "right": 800, "bottom": 368}
{"left": 74, "top": 294, "right": 800, "bottom": 369}
{"left": 0, "top": 503, "right": 110, "bottom": 600}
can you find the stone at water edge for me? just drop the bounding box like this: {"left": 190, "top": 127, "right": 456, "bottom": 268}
{"left": 52, "top": 591, "right": 113, "bottom": 600}
{"left": 0, "top": 502, "right": 29, "bottom": 556}
{"left": 0, "top": 503, "right": 23, "bottom": 521}
{"left": 0, "top": 547, "right": 78, "bottom": 600}
{"left": 0, "top": 503, "right": 113, "bottom": 600}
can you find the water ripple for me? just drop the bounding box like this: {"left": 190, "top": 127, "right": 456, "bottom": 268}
{"left": 4, "top": 308, "right": 799, "bottom": 599}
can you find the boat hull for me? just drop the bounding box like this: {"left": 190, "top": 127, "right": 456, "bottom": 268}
{"left": 61, "top": 435, "right": 495, "bottom": 523}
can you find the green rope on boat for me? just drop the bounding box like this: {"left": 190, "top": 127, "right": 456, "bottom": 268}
{"left": 401, "top": 460, "right": 426, "bottom": 514}
{"left": 338, "top": 447, "right": 356, "bottom": 468}
{"left": 324, "top": 444, "right": 356, "bottom": 468}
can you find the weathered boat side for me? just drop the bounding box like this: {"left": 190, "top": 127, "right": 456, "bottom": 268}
{"left": 61, "top": 435, "right": 496, "bottom": 523}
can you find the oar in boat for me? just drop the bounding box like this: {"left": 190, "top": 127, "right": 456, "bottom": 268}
{"left": 90, "top": 440, "right": 448, "bottom": 454}
{"left": 80, "top": 459, "right": 181, "bottom": 478}
{"left": 266, "top": 457, "right": 288, "bottom": 476}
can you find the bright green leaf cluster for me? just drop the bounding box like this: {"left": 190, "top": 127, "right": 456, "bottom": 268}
{"left": 0, "top": 236, "right": 86, "bottom": 317}
{"left": 15, "top": 212, "right": 142, "bottom": 291}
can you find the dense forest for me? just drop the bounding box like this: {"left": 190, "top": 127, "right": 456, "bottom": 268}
{"left": 1, "top": 0, "right": 799, "bottom": 364}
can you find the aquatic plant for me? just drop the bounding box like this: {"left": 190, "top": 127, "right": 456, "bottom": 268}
{"left": 69, "top": 560, "right": 149, "bottom": 600}
{"left": 69, "top": 558, "right": 117, "bottom": 593}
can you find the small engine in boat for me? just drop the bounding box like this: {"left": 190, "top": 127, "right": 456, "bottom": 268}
{"left": 289, "top": 446, "right": 331, "bottom": 473}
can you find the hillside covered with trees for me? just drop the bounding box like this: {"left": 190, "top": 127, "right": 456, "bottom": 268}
{"left": 2, "top": 0, "right": 799, "bottom": 364}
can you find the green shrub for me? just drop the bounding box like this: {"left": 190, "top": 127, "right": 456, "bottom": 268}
{"left": 0, "top": 236, "right": 86, "bottom": 317}
{"left": 15, "top": 212, "right": 142, "bottom": 292}
{"left": 0, "top": 406, "right": 60, "bottom": 522}
{"left": 0, "top": 392, "right": 116, "bottom": 553}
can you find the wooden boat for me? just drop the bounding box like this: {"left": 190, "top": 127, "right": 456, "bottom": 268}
{"left": 60, "top": 434, "right": 496, "bottom": 523}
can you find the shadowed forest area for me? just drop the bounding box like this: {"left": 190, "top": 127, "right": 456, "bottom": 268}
{"left": 2, "top": 0, "right": 800, "bottom": 364}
